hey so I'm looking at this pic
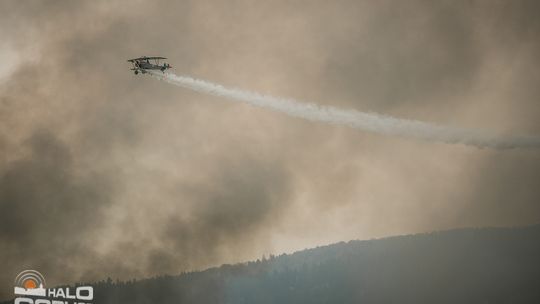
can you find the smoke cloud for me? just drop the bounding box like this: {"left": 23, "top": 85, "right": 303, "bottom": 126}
{"left": 1, "top": 0, "right": 540, "bottom": 301}
{"left": 150, "top": 71, "right": 540, "bottom": 149}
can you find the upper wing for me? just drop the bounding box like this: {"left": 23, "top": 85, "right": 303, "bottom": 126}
{"left": 127, "top": 56, "right": 166, "bottom": 62}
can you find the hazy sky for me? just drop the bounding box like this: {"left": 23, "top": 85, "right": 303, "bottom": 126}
{"left": 1, "top": 0, "right": 539, "bottom": 300}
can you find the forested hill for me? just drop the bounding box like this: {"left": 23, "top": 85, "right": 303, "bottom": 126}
{"left": 7, "top": 225, "right": 540, "bottom": 303}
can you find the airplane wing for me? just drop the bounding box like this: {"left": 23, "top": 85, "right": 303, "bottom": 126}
{"left": 127, "top": 57, "right": 166, "bottom": 62}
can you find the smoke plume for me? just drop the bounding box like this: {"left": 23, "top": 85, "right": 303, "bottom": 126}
{"left": 150, "top": 71, "right": 540, "bottom": 149}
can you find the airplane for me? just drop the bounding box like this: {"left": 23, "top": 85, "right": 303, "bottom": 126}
{"left": 127, "top": 56, "right": 171, "bottom": 75}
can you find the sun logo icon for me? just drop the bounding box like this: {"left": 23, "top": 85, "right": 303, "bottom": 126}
{"left": 14, "top": 270, "right": 46, "bottom": 296}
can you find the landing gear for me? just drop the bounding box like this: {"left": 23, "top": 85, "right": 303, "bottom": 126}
{"left": 134, "top": 70, "right": 139, "bottom": 75}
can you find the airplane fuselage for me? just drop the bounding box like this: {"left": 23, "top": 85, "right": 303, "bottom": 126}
{"left": 136, "top": 61, "right": 163, "bottom": 70}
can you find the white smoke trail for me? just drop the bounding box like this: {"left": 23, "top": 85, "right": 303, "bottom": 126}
{"left": 148, "top": 71, "right": 540, "bottom": 149}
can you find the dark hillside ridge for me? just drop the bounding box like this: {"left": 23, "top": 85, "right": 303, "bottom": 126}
{"left": 4, "top": 225, "right": 540, "bottom": 303}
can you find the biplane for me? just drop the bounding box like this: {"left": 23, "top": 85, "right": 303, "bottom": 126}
{"left": 127, "top": 56, "right": 171, "bottom": 75}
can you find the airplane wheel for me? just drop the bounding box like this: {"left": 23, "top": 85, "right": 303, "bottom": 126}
{"left": 134, "top": 70, "right": 139, "bottom": 75}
